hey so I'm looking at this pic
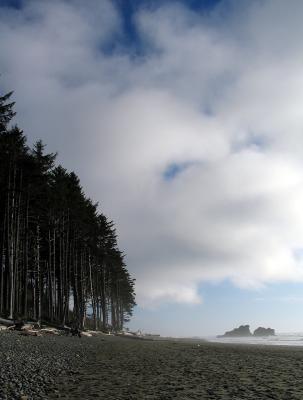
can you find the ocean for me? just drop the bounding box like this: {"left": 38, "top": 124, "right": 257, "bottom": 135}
{"left": 206, "top": 333, "right": 303, "bottom": 346}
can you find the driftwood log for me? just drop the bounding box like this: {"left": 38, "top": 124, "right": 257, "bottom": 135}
{"left": 0, "top": 318, "right": 14, "bottom": 326}
{"left": 0, "top": 317, "right": 82, "bottom": 337}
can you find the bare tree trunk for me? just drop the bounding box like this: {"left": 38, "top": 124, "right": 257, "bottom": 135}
{"left": 8, "top": 162, "right": 16, "bottom": 319}
{"left": 48, "top": 228, "right": 53, "bottom": 320}
{"left": 23, "top": 197, "right": 29, "bottom": 318}
{"left": 0, "top": 204, "right": 7, "bottom": 314}
{"left": 53, "top": 227, "right": 56, "bottom": 321}
{"left": 36, "top": 222, "right": 41, "bottom": 326}
{"left": 100, "top": 263, "right": 107, "bottom": 331}
{"left": 89, "top": 252, "right": 97, "bottom": 330}
{"left": 14, "top": 171, "right": 22, "bottom": 316}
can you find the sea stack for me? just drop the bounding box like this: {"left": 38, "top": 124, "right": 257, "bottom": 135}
{"left": 253, "top": 327, "right": 275, "bottom": 336}
{"left": 218, "top": 325, "right": 252, "bottom": 337}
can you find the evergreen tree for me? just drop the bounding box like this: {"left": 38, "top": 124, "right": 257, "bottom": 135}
{"left": 0, "top": 87, "right": 136, "bottom": 330}
{"left": 0, "top": 90, "right": 15, "bottom": 132}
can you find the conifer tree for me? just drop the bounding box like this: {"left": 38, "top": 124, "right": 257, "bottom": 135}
{"left": 0, "top": 87, "right": 136, "bottom": 330}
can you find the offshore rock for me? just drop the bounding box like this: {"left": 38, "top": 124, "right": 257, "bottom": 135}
{"left": 218, "top": 325, "right": 252, "bottom": 337}
{"left": 253, "top": 327, "right": 275, "bottom": 336}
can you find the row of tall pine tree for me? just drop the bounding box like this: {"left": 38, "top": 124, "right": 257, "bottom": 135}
{"left": 0, "top": 88, "right": 136, "bottom": 331}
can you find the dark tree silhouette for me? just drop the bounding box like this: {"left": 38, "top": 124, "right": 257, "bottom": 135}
{"left": 0, "top": 88, "right": 136, "bottom": 331}
{"left": 0, "top": 91, "right": 15, "bottom": 132}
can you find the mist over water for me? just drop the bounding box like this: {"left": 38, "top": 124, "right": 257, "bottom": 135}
{"left": 207, "top": 334, "right": 303, "bottom": 346}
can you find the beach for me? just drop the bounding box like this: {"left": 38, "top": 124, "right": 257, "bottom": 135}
{"left": 2, "top": 332, "right": 303, "bottom": 399}
{"left": 0, "top": 330, "right": 85, "bottom": 399}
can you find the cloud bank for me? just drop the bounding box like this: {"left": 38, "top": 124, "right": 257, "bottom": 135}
{"left": 1, "top": 0, "right": 303, "bottom": 306}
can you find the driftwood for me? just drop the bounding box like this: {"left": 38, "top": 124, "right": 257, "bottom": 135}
{"left": 0, "top": 325, "right": 8, "bottom": 331}
{"left": 2, "top": 319, "right": 25, "bottom": 331}
{"left": 40, "top": 328, "right": 60, "bottom": 335}
{"left": 0, "top": 317, "right": 83, "bottom": 337}
{"left": 0, "top": 317, "right": 14, "bottom": 326}
{"left": 52, "top": 324, "right": 81, "bottom": 337}
{"left": 19, "top": 330, "right": 40, "bottom": 337}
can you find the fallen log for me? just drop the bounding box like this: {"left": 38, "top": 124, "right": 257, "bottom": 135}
{"left": 0, "top": 317, "right": 14, "bottom": 327}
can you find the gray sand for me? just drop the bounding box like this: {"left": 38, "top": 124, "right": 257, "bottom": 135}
{"left": 54, "top": 337, "right": 303, "bottom": 399}
{"left": 0, "top": 331, "right": 85, "bottom": 399}
{"left": 2, "top": 332, "right": 303, "bottom": 399}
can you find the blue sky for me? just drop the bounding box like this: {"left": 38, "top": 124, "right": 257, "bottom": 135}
{"left": 2, "top": 0, "right": 303, "bottom": 336}
{"left": 113, "top": 0, "right": 223, "bottom": 37}
{"left": 129, "top": 282, "right": 303, "bottom": 337}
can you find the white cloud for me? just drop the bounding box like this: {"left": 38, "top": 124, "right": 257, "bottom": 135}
{"left": 1, "top": 0, "right": 303, "bottom": 306}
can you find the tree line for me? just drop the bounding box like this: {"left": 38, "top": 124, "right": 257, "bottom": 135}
{"left": 0, "top": 89, "right": 136, "bottom": 331}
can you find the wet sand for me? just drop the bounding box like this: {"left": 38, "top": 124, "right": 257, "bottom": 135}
{"left": 53, "top": 336, "right": 303, "bottom": 399}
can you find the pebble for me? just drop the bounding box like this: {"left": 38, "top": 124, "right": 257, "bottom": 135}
{"left": 0, "top": 331, "right": 84, "bottom": 400}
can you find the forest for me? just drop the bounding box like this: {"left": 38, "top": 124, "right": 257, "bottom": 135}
{"left": 0, "top": 89, "right": 136, "bottom": 331}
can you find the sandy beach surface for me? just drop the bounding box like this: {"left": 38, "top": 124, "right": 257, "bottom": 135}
{"left": 53, "top": 335, "right": 303, "bottom": 399}
{"left": 2, "top": 332, "right": 303, "bottom": 399}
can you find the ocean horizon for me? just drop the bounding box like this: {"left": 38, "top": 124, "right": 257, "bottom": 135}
{"left": 205, "top": 333, "right": 303, "bottom": 346}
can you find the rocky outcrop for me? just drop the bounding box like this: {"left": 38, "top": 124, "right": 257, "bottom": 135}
{"left": 253, "top": 327, "right": 275, "bottom": 336}
{"left": 218, "top": 325, "right": 252, "bottom": 337}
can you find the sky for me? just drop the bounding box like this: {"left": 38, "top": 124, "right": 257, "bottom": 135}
{"left": 1, "top": 0, "right": 303, "bottom": 336}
